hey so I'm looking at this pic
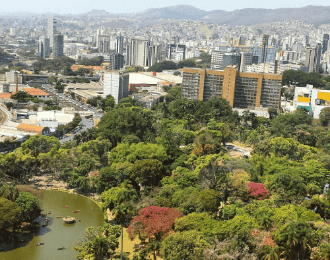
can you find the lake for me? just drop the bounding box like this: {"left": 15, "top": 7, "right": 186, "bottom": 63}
{"left": 1, "top": 190, "right": 104, "bottom": 260}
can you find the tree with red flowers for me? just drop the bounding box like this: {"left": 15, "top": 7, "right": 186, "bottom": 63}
{"left": 127, "top": 206, "right": 183, "bottom": 259}
{"left": 247, "top": 182, "right": 270, "bottom": 200}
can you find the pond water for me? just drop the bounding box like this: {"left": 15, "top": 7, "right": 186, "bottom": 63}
{"left": 1, "top": 190, "right": 104, "bottom": 260}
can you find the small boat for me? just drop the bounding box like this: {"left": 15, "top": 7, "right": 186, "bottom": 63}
{"left": 48, "top": 211, "right": 51, "bottom": 214}
{"left": 45, "top": 218, "right": 50, "bottom": 222}
{"left": 56, "top": 215, "right": 63, "bottom": 218}
{"left": 65, "top": 205, "right": 68, "bottom": 208}
{"left": 63, "top": 217, "right": 75, "bottom": 224}
{"left": 57, "top": 247, "right": 66, "bottom": 250}
{"left": 36, "top": 243, "right": 44, "bottom": 246}
{"left": 73, "top": 210, "right": 80, "bottom": 213}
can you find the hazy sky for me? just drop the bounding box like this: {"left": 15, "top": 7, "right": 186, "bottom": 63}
{"left": 1, "top": 0, "right": 329, "bottom": 14}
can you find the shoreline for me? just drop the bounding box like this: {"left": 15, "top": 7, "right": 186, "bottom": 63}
{"left": 28, "top": 174, "right": 101, "bottom": 203}
{"left": 0, "top": 185, "right": 103, "bottom": 253}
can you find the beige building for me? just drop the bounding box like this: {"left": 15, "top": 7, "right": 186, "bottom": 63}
{"left": 182, "top": 67, "right": 282, "bottom": 110}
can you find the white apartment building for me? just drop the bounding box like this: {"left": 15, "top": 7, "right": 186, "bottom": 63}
{"left": 103, "top": 71, "right": 129, "bottom": 104}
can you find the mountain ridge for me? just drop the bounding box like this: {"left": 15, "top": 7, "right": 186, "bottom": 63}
{"left": 1, "top": 5, "right": 330, "bottom": 26}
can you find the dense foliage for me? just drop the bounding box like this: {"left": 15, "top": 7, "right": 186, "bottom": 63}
{"left": 3, "top": 86, "right": 330, "bottom": 259}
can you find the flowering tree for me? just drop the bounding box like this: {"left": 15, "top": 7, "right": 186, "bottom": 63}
{"left": 128, "top": 206, "right": 183, "bottom": 241}
{"left": 247, "top": 182, "right": 269, "bottom": 200}
{"left": 128, "top": 206, "right": 183, "bottom": 260}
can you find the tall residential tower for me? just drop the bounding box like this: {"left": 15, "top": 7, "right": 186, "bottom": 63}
{"left": 47, "top": 17, "right": 57, "bottom": 48}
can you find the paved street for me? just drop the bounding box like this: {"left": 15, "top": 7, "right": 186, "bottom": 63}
{"left": 40, "top": 84, "right": 103, "bottom": 143}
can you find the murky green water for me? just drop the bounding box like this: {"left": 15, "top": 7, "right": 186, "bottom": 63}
{"left": 1, "top": 190, "right": 104, "bottom": 260}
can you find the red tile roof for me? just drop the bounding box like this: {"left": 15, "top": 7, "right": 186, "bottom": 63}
{"left": 24, "top": 88, "right": 49, "bottom": 96}
{"left": 0, "top": 93, "right": 12, "bottom": 99}
{"left": 17, "top": 124, "right": 44, "bottom": 134}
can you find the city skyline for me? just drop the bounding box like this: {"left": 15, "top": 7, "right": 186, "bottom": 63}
{"left": 1, "top": 1, "right": 330, "bottom": 15}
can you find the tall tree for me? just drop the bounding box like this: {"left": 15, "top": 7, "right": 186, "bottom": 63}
{"left": 127, "top": 206, "right": 183, "bottom": 260}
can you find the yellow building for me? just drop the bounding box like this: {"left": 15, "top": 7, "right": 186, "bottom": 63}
{"left": 182, "top": 67, "right": 282, "bottom": 110}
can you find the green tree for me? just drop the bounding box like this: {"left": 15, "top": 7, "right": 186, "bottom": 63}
{"left": 161, "top": 230, "right": 210, "bottom": 260}
{"left": 268, "top": 107, "right": 278, "bottom": 120}
{"left": 148, "top": 61, "right": 177, "bottom": 72}
{"left": 319, "top": 107, "right": 330, "bottom": 126}
{"left": 73, "top": 224, "right": 121, "bottom": 260}
{"left": 177, "top": 59, "right": 198, "bottom": 69}
{"left": 101, "top": 186, "right": 137, "bottom": 260}
{"left": 0, "top": 198, "right": 21, "bottom": 241}
{"left": 5, "top": 102, "right": 13, "bottom": 110}
{"left": 274, "top": 221, "right": 316, "bottom": 260}
{"left": 15, "top": 192, "right": 41, "bottom": 221}
{"left": 98, "top": 107, "right": 155, "bottom": 146}
{"left": 0, "top": 184, "right": 19, "bottom": 201}
{"left": 198, "top": 189, "right": 221, "bottom": 213}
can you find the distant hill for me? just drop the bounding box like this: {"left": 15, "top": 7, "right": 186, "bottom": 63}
{"left": 133, "top": 5, "right": 330, "bottom": 26}
{"left": 134, "top": 5, "right": 209, "bottom": 20}
{"left": 2, "top": 5, "right": 330, "bottom": 26}
{"left": 204, "top": 6, "right": 330, "bottom": 26}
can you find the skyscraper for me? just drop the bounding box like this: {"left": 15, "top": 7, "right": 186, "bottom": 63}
{"left": 305, "top": 44, "right": 322, "bottom": 73}
{"left": 47, "top": 17, "right": 57, "bottom": 48}
{"left": 240, "top": 52, "right": 253, "bottom": 72}
{"left": 38, "top": 36, "right": 50, "bottom": 58}
{"left": 260, "top": 35, "right": 269, "bottom": 63}
{"left": 323, "top": 34, "right": 329, "bottom": 54}
{"left": 103, "top": 71, "right": 129, "bottom": 104}
{"left": 98, "top": 35, "right": 110, "bottom": 53}
{"left": 116, "top": 35, "right": 124, "bottom": 54}
{"left": 53, "top": 34, "right": 64, "bottom": 58}
{"left": 109, "top": 53, "right": 124, "bottom": 70}
{"left": 129, "top": 37, "right": 150, "bottom": 67}
{"left": 167, "top": 44, "right": 186, "bottom": 61}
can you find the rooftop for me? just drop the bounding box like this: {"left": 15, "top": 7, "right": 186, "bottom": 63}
{"left": 17, "top": 123, "right": 44, "bottom": 134}
{"left": 24, "top": 88, "right": 49, "bottom": 96}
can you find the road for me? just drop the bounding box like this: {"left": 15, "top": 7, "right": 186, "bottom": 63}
{"left": 40, "top": 84, "right": 103, "bottom": 143}
{"left": 0, "top": 105, "right": 10, "bottom": 124}
{"left": 40, "top": 84, "right": 102, "bottom": 115}
{"left": 59, "top": 117, "right": 95, "bottom": 144}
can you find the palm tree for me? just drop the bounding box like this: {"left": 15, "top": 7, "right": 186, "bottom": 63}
{"left": 112, "top": 203, "right": 131, "bottom": 260}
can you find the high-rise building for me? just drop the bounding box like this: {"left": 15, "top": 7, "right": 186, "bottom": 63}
{"left": 98, "top": 35, "right": 110, "bottom": 53}
{"left": 261, "top": 35, "right": 269, "bottom": 63}
{"left": 116, "top": 35, "right": 124, "bottom": 54}
{"left": 156, "top": 45, "right": 167, "bottom": 63}
{"left": 306, "top": 35, "right": 310, "bottom": 47}
{"left": 126, "top": 44, "right": 130, "bottom": 65}
{"left": 109, "top": 53, "right": 124, "bottom": 70}
{"left": 323, "top": 34, "right": 329, "bottom": 54}
{"left": 47, "top": 17, "right": 57, "bottom": 48}
{"left": 9, "top": 28, "right": 16, "bottom": 36}
{"left": 211, "top": 51, "right": 224, "bottom": 70}
{"left": 38, "top": 36, "right": 50, "bottom": 59}
{"left": 167, "top": 44, "right": 186, "bottom": 61}
{"left": 103, "top": 71, "right": 129, "bottom": 104}
{"left": 211, "top": 51, "right": 241, "bottom": 70}
{"left": 53, "top": 34, "right": 64, "bottom": 58}
{"left": 240, "top": 52, "right": 253, "bottom": 72}
{"left": 181, "top": 67, "right": 282, "bottom": 110}
{"left": 305, "top": 44, "right": 322, "bottom": 73}
{"left": 129, "top": 37, "right": 150, "bottom": 67}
